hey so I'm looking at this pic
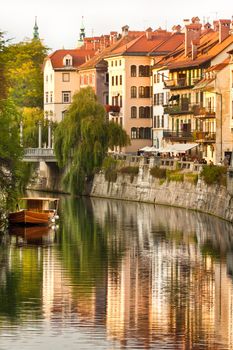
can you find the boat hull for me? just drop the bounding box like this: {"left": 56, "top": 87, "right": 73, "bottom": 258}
{"left": 8, "top": 210, "right": 53, "bottom": 225}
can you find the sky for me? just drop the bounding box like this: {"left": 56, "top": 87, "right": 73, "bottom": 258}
{"left": 1, "top": 0, "right": 233, "bottom": 51}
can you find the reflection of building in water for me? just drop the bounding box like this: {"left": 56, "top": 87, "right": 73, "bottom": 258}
{"left": 91, "top": 198, "right": 233, "bottom": 349}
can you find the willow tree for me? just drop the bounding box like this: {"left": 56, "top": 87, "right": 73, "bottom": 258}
{"left": 54, "top": 87, "right": 130, "bottom": 194}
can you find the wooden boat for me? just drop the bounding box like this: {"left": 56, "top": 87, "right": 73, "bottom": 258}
{"left": 8, "top": 197, "right": 59, "bottom": 226}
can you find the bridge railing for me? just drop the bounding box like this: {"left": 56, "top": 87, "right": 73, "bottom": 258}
{"left": 24, "top": 148, "right": 55, "bottom": 157}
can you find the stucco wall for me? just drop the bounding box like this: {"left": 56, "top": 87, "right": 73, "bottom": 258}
{"left": 91, "top": 165, "right": 233, "bottom": 222}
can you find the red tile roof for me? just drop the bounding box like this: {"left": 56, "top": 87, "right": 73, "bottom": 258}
{"left": 45, "top": 49, "right": 96, "bottom": 69}
{"left": 154, "top": 30, "right": 233, "bottom": 71}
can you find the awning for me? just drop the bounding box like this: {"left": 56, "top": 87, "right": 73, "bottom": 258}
{"left": 169, "top": 94, "right": 180, "bottom": 101}
{"left": 158, "top": 143, "right": 199, "bottom": 153}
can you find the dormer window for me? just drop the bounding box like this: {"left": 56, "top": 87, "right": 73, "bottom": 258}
{"left": 63, "top": 54, "right": 73, "bottom": 67}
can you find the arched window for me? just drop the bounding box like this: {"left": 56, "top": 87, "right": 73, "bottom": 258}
{"left": 131, "top": 65, "right": 137, "bottom": 77}
{"left": 139, "top": 65, "right": 150, "bottom": 77}
{"left": 131, "top": 106, "right": 137, "bottom": 118}
{"left": 144, "top": 128, "right": 151, "bottom": 139}
{"left": 139, "top": 86, "right": 144, "bottom": 98}
{"left": 131, "top": 127, "right": 137, "bottom": 139}
{"left": 145, "top": 106, "right": 150, "bottom": 118}
{"left": 139, "top": 106, "right": 144, "bottom": 118}
{"left": 131, "top": 86, "right": 137, "bottom": 98}
{"left": 139, "top": 127, "right": 144, "bottom": 139}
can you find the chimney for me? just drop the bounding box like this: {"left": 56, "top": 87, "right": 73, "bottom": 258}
{"left": 172, "top": 25, "right": 181, "bottom": 33}
{"left": 213, "top": 20, "right": 219, "bottom": 31}
{"left": 191, "top": 39, "right": 199, "bottom": 60}
{"left": 122, "top": 25, "right": 129, "bottom": 37}
{"left": 146, "top": 27, "right": 153, "bottom": 40}
{"left": 204, "top": 22, "right": 212, "bottom": 30}
{"left": 110, "top": 31, "right": 118, "bottom": 44}
{"left": 185, "top": 23, "right": 201, "bottom": 56}
{"left": 219, "top": 19, "right": 231, "bottom": 42}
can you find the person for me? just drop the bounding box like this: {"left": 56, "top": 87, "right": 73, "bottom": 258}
{"left": 223, "top": 157, "right": 229, "bottom": 166}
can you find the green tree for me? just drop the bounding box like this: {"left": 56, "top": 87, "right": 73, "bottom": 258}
{"left": 4, "top": 39, "right": 48, "bottom": 108}
{"left": 54, "top": 87, "right": 130, "bottom": 194}
{"left": 0, "top": 99, "right": 23, "bottom": 207}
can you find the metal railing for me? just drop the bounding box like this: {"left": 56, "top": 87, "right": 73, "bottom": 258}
{"left": 195, "top": 132, "right": 216, "bottom": 142}
{"left": 24, "top": 148, "right": 55, "bottom": 156}
{"left": 163, "top": 130, "right": 194, "bottom": 141}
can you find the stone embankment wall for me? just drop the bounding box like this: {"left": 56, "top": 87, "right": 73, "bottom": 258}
{"left": 91, "top": 158, "right": 233, "bottom": 223}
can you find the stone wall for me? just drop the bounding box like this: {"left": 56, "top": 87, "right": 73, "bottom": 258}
{"left": 91, "top": 163, "right": 233, "bottom": 223}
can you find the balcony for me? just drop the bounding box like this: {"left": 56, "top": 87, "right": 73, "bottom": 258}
{"left": 164, "top": 102, "right": 194, "bottom": 115}
{"left": 164, "top": 77, "right": 201, "bottom": 90}
{"left": 193, "top": 105, "right": 216, "bottom": 118}
{"left": 105, "top": 105, "right": 120, "bottom": 116}
{"left": 163, "top": 130, "right": 194, "bottom": 142}
{"left": 194, "top": 131, "right": 216, "bottom": 143}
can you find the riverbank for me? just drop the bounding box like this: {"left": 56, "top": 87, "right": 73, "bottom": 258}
{"left": 91, "top": 167, "right": 233, "bottom": 223}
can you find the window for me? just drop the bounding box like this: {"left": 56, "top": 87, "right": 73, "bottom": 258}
{"left": 50, "top": 92, "right": 53, "bottom": 103}
{"left": 153, "top": 116, "right": 157, "bottom": 128}
{"left": 62, "top": 91, "right": 71, "bottom": 103}
{"left": 139, "top": 65, "right": 150, "bottom": 77}
{"left": 139, "top": 86, "right": 144, "bottom": 98}
{"left": 159, "top": 93, "right": 164, "bottom": 105}
{"left": 119, "top": 60, "right": 122, "bottom": 66}
{"left": 45, "top": 92, "right": 48, "bottom": 103}
{"left": 139, "top": 106, "right": 151, "bottom": 118}
{"left": 139, "top": 127, "right": 144, "bottom": 139}
{"left": 116, "top": 76, "right": 118, "bottom": 85}
{"left": 120, "top": 96, "right": 122, "bottom": 107}
{"left": 62, "top": 110, "right": 67, "bottom": 120}
{"left": 131, "top": 65, "right": 137, "bottom": 77}
{"left": 161, "top": 115, "right": 164, "bottom": 128}
{"left": 131, "top": 127, "right": 137, "bottom": 139}
{"left": 120, "top": 75, "right": 122, "bottom": 85}
{"left": 62, "top": 73, "right": 70, "bottom": 82}
{"left": 157, "top": 116, "right": 160, "bottom": 128}
{"left": 105, "top": 73, "right": 109, "bottom": 83}
{"left": 112, "top": 76, "right": 114, "bottom": 86}
{"left": 115, "top": 60, "right": 117, "bottom": 66}
{"left": 131, "top": 106, "right": 137, "bottom": 118}
{"left": 139, "top": 86, "right": 150, "bottom": 98}
{"left": 46, "top": 75, "right": 48, "bottom": 82}
{"left": 111, "top": 61, "right": 113, "bottom": 67}
{"left": 144, "top": 128, "right": 151, "bottom": 139}
{"left": 131, "top": 86, "right": 137, "bottom": 98}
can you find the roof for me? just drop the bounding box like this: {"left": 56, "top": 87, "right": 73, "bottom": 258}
{"left": 106, "top": 31, "right": 172, "bottom": 57}
{"left": 78, "top": 34, "right": 142, "bottom": 70}
{"left": 45, "top": 49, "right": 95, "bottom": 69}
{"left": 154, "top": 30, "right": 233, "bottom": 71}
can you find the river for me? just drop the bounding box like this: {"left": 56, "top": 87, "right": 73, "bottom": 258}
{"left": 0, "top": 196, "right": 233, "bottom": 349}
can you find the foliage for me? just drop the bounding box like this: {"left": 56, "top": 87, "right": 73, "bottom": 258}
{"left": 103, "top": 156, "right": 118, "bottom": 182}
{"left": 119, "top": 166, "right": 139, "bottom": 175}
{"left": 0, "top": 99, "right": 23, "bottom": 207}
{"left": 167, "top": 170, "right": 184, "bottom": 182}
{"left": 21, "top": 107, "right": 57, "bottom": 148}
{"left": 54, "top": 88, "right": 130, "bottom": 194}
{"left": 184, "top": 173, "right": 198, "bottom": 185}
{"left": 4, "top": 39, "right": 48, "bottom": 108}
{"left": 150, "top": 166, "right": 167, "bottom": 179}
{"left": 201, "top": 165, "right": 227, "bottom": 186}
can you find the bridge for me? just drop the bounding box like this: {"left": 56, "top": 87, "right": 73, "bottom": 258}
{"left": 23, "top": 148, "right": 57, "bottom": 162}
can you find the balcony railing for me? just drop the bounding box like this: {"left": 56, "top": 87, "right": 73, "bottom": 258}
{"left": 164, "top": 77, "right": 201, "bottom": 89}
{"left": 193, "top": 105, "right": 216, "bottom": 118}
{"left": 194, "top": 131, "right": 216, "bottom": 142}
{"left": 163, "top": 130, "right": 194, "bottom": 142}
{"left": 164, "top": 103, "right": 194, "bottom": 115}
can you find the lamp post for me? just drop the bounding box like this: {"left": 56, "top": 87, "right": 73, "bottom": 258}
{"left": 38, "top": 120, "right": 42, "bottom": 149}
{"left": 19, "top": 119, "right": 23, "bottom": 147}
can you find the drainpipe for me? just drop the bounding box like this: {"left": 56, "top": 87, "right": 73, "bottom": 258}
{"left": 48, "top": 120, "right": 51, "bottom": 148}
{"left": 38, "top": 120, "right": 42, "bottom": 148}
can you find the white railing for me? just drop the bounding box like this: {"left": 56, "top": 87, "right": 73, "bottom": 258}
{"left": 24, "top": 148, "right": 55, "bottom": 157}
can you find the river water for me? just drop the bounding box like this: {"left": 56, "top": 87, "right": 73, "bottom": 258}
{"left": 1, "top": 196, "right": 233, "bottom": 349}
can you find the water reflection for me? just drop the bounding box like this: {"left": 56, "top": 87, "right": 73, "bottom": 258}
{"left": 0, "top": 197, "right": 233, "bottom": 349}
